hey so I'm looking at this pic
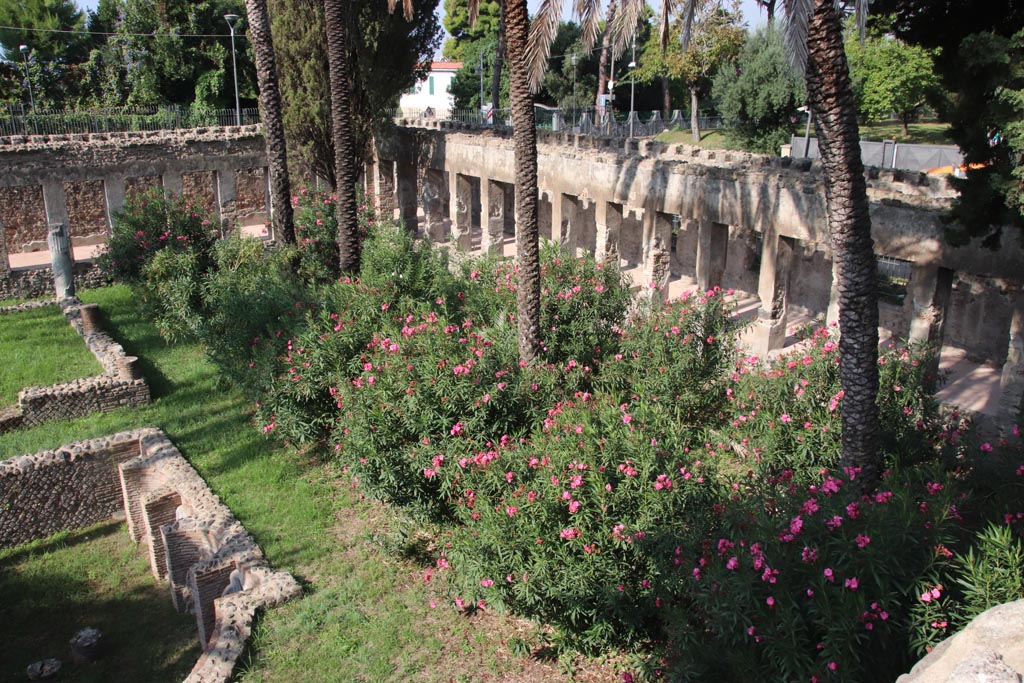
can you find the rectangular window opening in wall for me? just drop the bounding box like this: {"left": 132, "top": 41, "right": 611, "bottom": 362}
{"left": 877, "top": 255, "right": 912, "bottom": 306}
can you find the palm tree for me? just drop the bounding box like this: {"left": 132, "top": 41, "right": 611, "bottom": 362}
{"left": 684, "top": 0, "right": 879, "bottom": 487}
{"left": 244, "top": 0, "right": 296, "bottom": 243}
{"left": 323, "top": 0, "right": 361, "bottom": 272}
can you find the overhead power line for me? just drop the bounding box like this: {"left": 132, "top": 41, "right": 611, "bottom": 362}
{"left": 0, "top": 24, "right": 246, "bottom": 39}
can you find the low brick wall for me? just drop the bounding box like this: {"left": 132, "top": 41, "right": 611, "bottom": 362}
{"left": 0, "top": 261, "right": 105, "bottom": 301}
{"left": 0, "top": 297, "right": 149, "bottom": 433}
{"left": 0, "top": 428, "right": 302, "bottom": 683}
{"left": 0, "top": 431, "right": 141, "bottom": 547}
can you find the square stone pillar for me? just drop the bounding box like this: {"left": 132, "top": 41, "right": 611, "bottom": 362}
{"left": 42, "top": 180, "right": 70, "bottom": 229}
{"left": 1000, "top": 298, "right": 1024, "bottom": 428}
{"left": 480, "top": 179, "right": 506, "bottom": 255}
{"left": 750, "top": 233, "right": 796, "bottom": 356}
{"left": 376, "top": 159, "right": 397, "bottom": 218}
{"left": 162, "top": 172, "right": 183, "bottom": 198}
{"left": 826, "top": 254, "right": 841, "bottom": 326}
{"left": 551, "top": 193, "right": 579, "bottom": 254}
{"left": 595, "top": 201, "right": 623, "bottom": 267}
{"left": 0, "top": 214, "right": 9, "bottom": 278}
{"left": 695, "top": 220, "right": 728, "bottom": 292}
{"left": 908, "top": 265, "right": 953, "bottom": 346}
{"left": 215, "top": 169, "right": 237, "bottom": 232}
{"left": 449, "top": 171, "right": 473, "bottom": 250}
{"left": 363, "top": 157, "right": 377, "bottom": 205}
{"left": 422, "top": 169, "right": 447, "bottom": 243}
{"left": 103, "top": 176, "right": 126, "bottom": 234}
{"left": 641, "top": 209, "right": 673, "bottom": 306}
{"left": 397, "top": 162, "right": 419, "bottom": 233}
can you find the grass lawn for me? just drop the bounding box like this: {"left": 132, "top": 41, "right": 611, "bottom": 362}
{"left": 0, "top": 285, "right": 620, "bottom": 683}
{"left": 653, "top": 128, "right": 733, "bottom": 148}
{"left": 856, "top": 121, "right": 953, "bottom": 145}
{"left": 654, "top": 121, "right": 953, "bottom": 150}
{"left": 0, "top": 520, "right": 200, "bottom": 682}
{"left": 0, "top": 305, "right": 104, "bottom": 407}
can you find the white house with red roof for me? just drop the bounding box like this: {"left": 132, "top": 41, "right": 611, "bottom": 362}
{"left": 399, "top": 61, "right": 463, "bottom": 116}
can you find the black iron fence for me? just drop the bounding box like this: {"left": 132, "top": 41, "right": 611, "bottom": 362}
{"left": 390, "top": 106, "right": 722, "bottom": 139}
{"left": 0, "top": 104, "right": 260, "bottom": 137}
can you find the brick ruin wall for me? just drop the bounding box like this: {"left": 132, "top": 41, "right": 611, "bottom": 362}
{"left": 0, "top": 297, "right": 150, "bottom": 433}
{"left": 0, "top": 261, "right": 105, "bottom": 301}
{"left": 0, "top": 428, "right": 301, "bottom": 683}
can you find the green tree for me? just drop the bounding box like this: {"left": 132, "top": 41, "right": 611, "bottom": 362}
{"left": 846, "top": 31, "right": 939, "bottom": 135}
{"left": 442, "top": 0, "right": 501, "bottom": 61}
{"left": 638, "top": 0, "right": 744, "bottom": 142}
{"left": 0, "top": 0, "right": 89, "bottom": 107}
{"left": 869, "top": 0, "right": 1024, "bottom": 244}
{"left": 711, "top": 25, "right": 804, "bottom": 153}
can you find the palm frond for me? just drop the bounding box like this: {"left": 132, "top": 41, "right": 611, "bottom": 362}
{"left": 385, "top": 0, "right": 414, "bottom": 21}
{"left": 573, "top": 0, "right": 601, "bottom": 49}
{"left": 678, "top": 0, "right": 697, "bottom": 51}
{"left": 608, "top": 0, "right": 644, "bottom": 55}
{"left": 782, "top": 0, "right": 812, "bottom": 76}
{"left": 526, "top": 0, "right": 563, "bottom": 92}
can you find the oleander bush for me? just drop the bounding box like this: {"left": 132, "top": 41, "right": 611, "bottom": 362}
{"left": 105, "top": 187, "right": 1024, "bottom": 683}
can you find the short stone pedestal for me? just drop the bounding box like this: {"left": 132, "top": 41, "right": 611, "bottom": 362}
{"left": 79, "top": 303, "right": 102, "bottom": 336}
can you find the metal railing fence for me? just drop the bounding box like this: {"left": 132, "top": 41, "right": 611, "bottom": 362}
{"left": 391, "top": 106, "right": 722, "bottom": 140}
{"left": 0, "top": 104, "right": 260, "bottom": 137}
{"left": 789, "top": 135, "right": 962, "bottom": 173}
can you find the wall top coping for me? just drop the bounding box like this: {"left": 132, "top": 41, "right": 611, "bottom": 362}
{"left": 392, "top": 123, "right": 957, "bottom": 207}
{"left": 0, "top": 125, "right": 264, "bottom": 153}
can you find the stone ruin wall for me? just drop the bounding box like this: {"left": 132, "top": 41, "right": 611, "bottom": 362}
{"left": 0, "top": 428, "right": 301, "bottom": 683}
{"left": 0, "top": 432, "right": 141, "bottom": 547}
{"left": 0, "top": 297, "right": 150, "bottom": 433}
{"left": 0, "top": 127, "right": 269, "bottom": 258}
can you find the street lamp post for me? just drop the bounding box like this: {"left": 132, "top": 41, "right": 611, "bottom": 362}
{"left": 224, "top": 14, "right": 241, "bottom": 126}
{"left": 628, "top": 37, "right": 636, "bottom": 139}
{"left": 19, "top": 45, "right": 37, "bottom": 135}
{"left": 799, "top": 105, "right": 812, "bottom": 158}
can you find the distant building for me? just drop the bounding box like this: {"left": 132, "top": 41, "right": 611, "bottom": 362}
{"left": 398, "top": 62, "right": 462, "bottom": 117}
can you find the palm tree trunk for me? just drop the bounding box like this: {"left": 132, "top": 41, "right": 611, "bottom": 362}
{"left": 690, "top": 86, "right": 701, "bottom": 144}
{"left": 595, "top": 0, "right": 617, "bottom": 112}
{"left": 323, "top": 0, "right": 360, "bottom": 273}
{"left": 661, "top": 74, "right": 671, "bottom": 120}
{"left": 491, "top": 0, "right": 506, "bottom": 113}
{"left": 805, "top": 0, "right": 880, "bottom": 489}
{"left": 505, "top": 0, "right": 541, "bottom": 364}
{"left": 245, "top": 0, "right": 295, "bottom": 243}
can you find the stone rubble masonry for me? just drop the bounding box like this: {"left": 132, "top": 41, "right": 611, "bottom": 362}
{"left": 0, "top": 297, "right": 150, "bottom": 433}
{"left": 0, "top": 431, "right": 142, "bottom": 547}
{"left": 1, "top": 261, "right": 105, "bottom": 301}
{"left": 0, "top": 428, "right": 301, "bottom": 683}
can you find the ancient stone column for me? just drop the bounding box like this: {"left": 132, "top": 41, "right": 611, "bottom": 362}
{"left": 117, "top": 355, "right": 143, "bottom": 382}
{"left": 826, "top": 256, "right": 841, "bottom": 327}
{"left": 0, "top": 214, "right": 9, "bottom": 280}
{"left": 47, "top": 221, "right": 75, "bottom": 299}
{"left": 421, "top": 169, "right": 447, "bottom": 243}
{"left": 215, "top": 169, "right": 238, "bottom": 234}
{"left": 999, "top": 297, "right": 1024, "bottom": 428}
{"left": 363, "top": 157, "right": 377, "bottom": 206}
{"left": 449, "top": 171, "right": 473, "bottom": 250}
{"left": 750, "top": 232, "right": 796, "bottom": 356}
{"left": 695, "top": 220, "right": 728, "bottom": 292}
{"left": 595, "top": 201, "right": 622, "bottom": 267}
{"left": 102, "top": 176, "right": 126, "bottom": 234}
{"left": 480, "top": 179, "right": 505, "bottom": 256}
{"left": 396, "top": 162, "right": 419, "bottom": 234}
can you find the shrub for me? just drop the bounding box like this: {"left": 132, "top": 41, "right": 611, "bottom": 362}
{"left": 97, "top": 187, "right": 217, "bottom": 283}
{"left": 292, "top": 187, "right": 378, "bottom": 283}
